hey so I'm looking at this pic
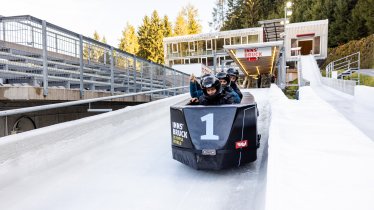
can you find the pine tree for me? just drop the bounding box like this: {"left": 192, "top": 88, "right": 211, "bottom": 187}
{"left": 222, "top": 0, "right": 242, "bottom": 30}
{"left": 137, "top": 11, "right": 165, "bottom": 64}
{"left": 174, "top": 11, "right": 188, "bottom": 35}
{"left": 119, "top": 22, "right": 139, "bottom": 55}
{"left": 184, "top": 4, "right": 202, "bottom": 34}
{"left": 137, "top": 15, "right": 152, "bottom": 60}
{"left": 163, "top": 15, "right": 173, "bottom": 37}
{"left": 239, "top": 0, "right": 261, "bottom": 28}
{"left": 83, "top": 31, "right": 104, "bottom": 62}
{"left": 329, "top": 0, "right": 351, "bottom": 47}
{"left": 211, "top": 0, "right": 226, "bottom": 31}
{"left": 149, "top": 10, "right": 165, "bottom": 63}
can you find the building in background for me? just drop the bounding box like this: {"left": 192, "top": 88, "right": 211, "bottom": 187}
{"left": 163, "top": 19, "right": 328, "bottom": 88}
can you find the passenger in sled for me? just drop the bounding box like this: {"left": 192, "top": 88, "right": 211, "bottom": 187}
{"left": 226, "top": 68, "right": 243, "bottom": 100}
{"left": 189, "top": 74, "right": 234, "bottom": 105}
{"left": 216, "top": 71, "right": 241, "bottom": 104}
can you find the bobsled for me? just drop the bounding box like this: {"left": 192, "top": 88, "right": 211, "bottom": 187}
{"left": 170, "top": 92, "right": 260, "bottom": 170}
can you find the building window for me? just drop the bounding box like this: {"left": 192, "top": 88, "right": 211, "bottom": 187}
{"left": 206, "top": 40, "right": 212, "bottom": 50}
{"left": 231, "top": 36, "right": 241, "bottom": 45}
{"left": 173, "top": 59, "right": 182, "bottom": 65}
{"left": 216, "top": 38, "right": 224, "bottom": 52}
{"left": 248, "top": 35, "right": 258, "bottom": 43}
{"left": 197, "top": 40, "right": 206, "bottom": 54}
{"left": 189, "top": 41, "right": 195, "bottom": 52}
{"left": 207, "top": 57, "right": 214, "bottom": 67}
{"left": 242, "top": 36, "right": 248, "bottom": 44}
{"left": 172, "top": 43, "right": 178, "bottom": 53}
{"left": 314, "top": 36, "right": 320, "bottom": 55}
{"left": 225, "top": 38, "right": 230, "bottom": 45}
{"left": 190, "top": 58, "right": 199, "bottom": 64}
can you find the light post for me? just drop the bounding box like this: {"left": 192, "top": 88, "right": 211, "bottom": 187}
{"left": 281, "top": 1, "right": 292, "bottom": 89}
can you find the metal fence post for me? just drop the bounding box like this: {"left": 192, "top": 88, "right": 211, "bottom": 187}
{"left": 173, "top": 68, "right": 176, "bottom": 96}
{"left": 358, "top": 52, "right": 361, "bottom": 85}
{"left": 150, "top": 65, "right": 153, "bottom": 98}
{"left": 2, "top": 21, "right": 5, "bottom": 41}
{"left": 163, "top": 66, "right": 166, "bottom": 96}
{"left": 42, "top": 20, "right": 48, "bottom": 96}
{"left": 127, "top": 58, "right": 130, "bottom": 93}
{"left": 31, "top": 26, "right": 35, "bottom": 47}
{"left": 213, "top": 52, "right": 217, "bottom": 74}
{"left": 79, "top": 35, "right": 84, "bottom": 98}
{"left": 133, "top": 55, "right": 137, "bottom": 92}
{"left": 110, "top": 47, "right": 114, "bottom": 94}
{"left": 55, "top": 33, "right": 58, "bottom": 53}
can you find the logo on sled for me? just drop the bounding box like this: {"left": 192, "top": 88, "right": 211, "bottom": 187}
{"left": 235, "top": 140, "right": 248, "bottom": 149}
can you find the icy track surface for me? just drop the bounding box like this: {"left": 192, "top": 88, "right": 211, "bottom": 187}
{"left": 0, "top": 89, "right": 270, "bottom": 210}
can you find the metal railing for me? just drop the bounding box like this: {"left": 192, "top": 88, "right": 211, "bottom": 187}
{"left": 0, "top": 15, "right": 189, "bottom": 97}
{"left": 325, "top": 52, "right": 360, "bottom": 84}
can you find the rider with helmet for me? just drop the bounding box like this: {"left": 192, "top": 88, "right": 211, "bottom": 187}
{"left": 190, "top": 75, "right": 234, "bottom": 105}
{"left": 189, "top": 73, "right": 203, "bottom": 98}
{"left": 216, "top": 71, "right": 241, "bottom": 104}
{"left": 226, "top": 68, "right": 243, "bottom": 100}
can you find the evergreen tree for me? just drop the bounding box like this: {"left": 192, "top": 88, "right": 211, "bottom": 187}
{"left": 119, "top": 22, "right": 139, "bottom": 55}
{"left": 211, "top": 0, "right": 226, "bottom": 31}
{"left": 137, "top": 11, "right": 165, "bottom": 64}
{"left": 329, "top": 0, "right": 351, "bottom": 47}
{"left": 101, "top": 36, "right": 107, "bottom": 44}
{"left": 174, "top": 11, "right": 188, "bottom": 35}
{"left": 239, "top": 0, "right": 261, "bottom": 28}
{"left": 83, "top": 31, "right": 104, "bottom": 62}
{"left": 149, "top": 10, "right": 165, "bottom": 63}
{"left": 184, "top": 4, "right": 202, "bottom": 34}
{"left": 222, "top": 0, "right": 242, "bottom": 30}
{"left": 163, "top": 15, "right": 173, "bottom": 37}
{"left": 137, "top": 15, "right": 152, "bottom": 60}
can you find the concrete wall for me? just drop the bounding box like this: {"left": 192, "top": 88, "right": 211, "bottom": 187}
{"left": 0, "top": 86, "right": 150, "bottom": 102}
{"left": 0, "top": 94, "right": 189, "bottom": 177}
{"left": 321, "top": 77, "right": 356, "bottom": 95}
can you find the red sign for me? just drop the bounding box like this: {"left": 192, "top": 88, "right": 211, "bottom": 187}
{"left": 235, "top": 140, "right": 248, "bottom": 149}
{"left": 245, "top": 48, "right": 262, "bottom": 58}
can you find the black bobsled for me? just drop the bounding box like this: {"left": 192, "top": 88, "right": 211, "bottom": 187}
{"left": 170, "top": 92, "right": 260, "bottom": 170}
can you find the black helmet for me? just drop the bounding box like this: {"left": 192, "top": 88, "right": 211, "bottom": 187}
{"left": 201, "top": 75, "right": 222, "bottom": 99}
{"left": 227, "top": 68, "right": 239, "bottom": 77}
{"left": 216, "top": 71, "right": 231, "bottom": 87}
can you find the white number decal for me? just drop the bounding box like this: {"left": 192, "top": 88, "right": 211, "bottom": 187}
{"left": 200, "top": 113, "right": 219, "bottom": 140}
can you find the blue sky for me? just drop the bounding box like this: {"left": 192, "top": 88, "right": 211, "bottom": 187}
{"left": 1, "top": 0, "right": 217, "bottom": 46}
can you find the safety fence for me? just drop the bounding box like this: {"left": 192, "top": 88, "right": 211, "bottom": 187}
{"left": 0, "top": 15, "right": 189, "bottom": 97}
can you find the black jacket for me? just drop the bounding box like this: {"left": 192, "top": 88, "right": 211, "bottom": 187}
{"left": 230, "top": 82, "right": 243, "bottom": 99}
{"left": 197, "top": 91, "right": 234, "bottom": 105}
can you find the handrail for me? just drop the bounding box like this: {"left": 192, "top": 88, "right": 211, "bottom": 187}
{"left": 325, "top": 52, "right": 360, "bottom": 84}
{"left": 0, "top": 15, "right": 185, "bottom": 74}
{"left": 0, "top": 86, "right": 188, "bottom": 117}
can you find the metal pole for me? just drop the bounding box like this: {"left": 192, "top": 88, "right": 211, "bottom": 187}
{"left": 133, "top": 55, "right": 137, "bottom": 92}
{"left": 42, "top": 20, "right": 48, "bottom": 96}
{"left": 31, "top": 26, "right": 35, "bottom": 47}
{"left": 79, "top": 35, "right": 84, "bottom": 98}
{"left": 2, "top": 21, "right": 5, "bottom": 41}
{"left": 150, "top": 65, "right": 153, "bottom": 98}
{"left": 213, "top": 52, "right": 217, "bottom": 74}
{"left": 5, "top": 116, "right": 8, "bottom": 136}
{"left": 358, "top": 52, "right": 360, "bottom": 85}
{"left": 127, "top": 58, "right": 130, "bottom": 93}
{"left": 163, "top": 66, "right": 166, "bottom": 96}
{"left": 55, "top": 33, "right": 58, "bottom": 53}
{"left": 173, "top": 69, "right": 176, "bottom": 96}
{"left": 110, "top": 47, "right": 114, "bottom": 94}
